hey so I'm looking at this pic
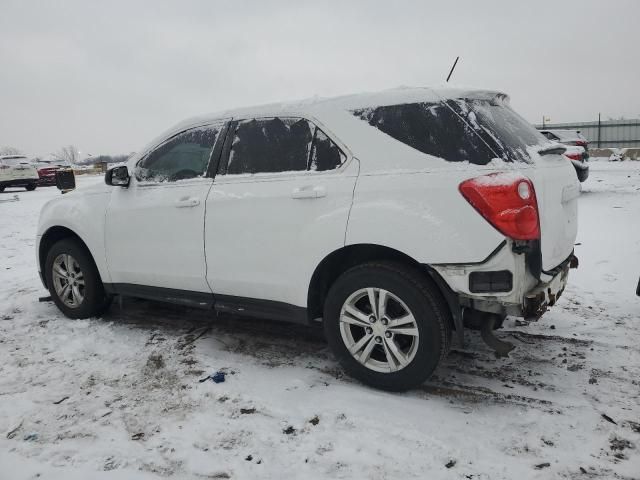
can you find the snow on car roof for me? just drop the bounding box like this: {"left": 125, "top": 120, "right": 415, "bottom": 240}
{"left": 182, "top": 85, "right": 507, "bottom": 127}
{"left": 134, "top": 85, "right": 507, "bottom": 166}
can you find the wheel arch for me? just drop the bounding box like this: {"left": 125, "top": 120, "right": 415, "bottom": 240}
{"left": 307, "top": 243, "right": 456, "bottom": 326}
{"left": 39, "top": 226, "right": 99, "bottom": 289}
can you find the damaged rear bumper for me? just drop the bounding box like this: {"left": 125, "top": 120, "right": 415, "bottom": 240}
{"left": 523, "top": 256, "right": 574, "bottom": 319}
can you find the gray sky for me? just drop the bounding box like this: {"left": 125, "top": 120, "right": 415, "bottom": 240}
{"left": 1, "top": 0, "right": 638, "bottom": 157}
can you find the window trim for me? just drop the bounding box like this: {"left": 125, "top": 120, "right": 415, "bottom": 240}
{"left": 133, "top": 120, "right": 229, "bottom": 186}
{"left": 216, "top": 115, "right": 350, "bottom": 179}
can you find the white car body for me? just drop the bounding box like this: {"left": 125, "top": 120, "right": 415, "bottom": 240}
{"left": 37, "top": 87, "right": 578, "bottom": 325}
{"left": 0, "top": 155, "right": 39, "bottom": 190}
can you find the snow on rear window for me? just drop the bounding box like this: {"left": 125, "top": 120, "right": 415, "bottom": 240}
{"left": 353, "top": 98, "right": 549, "bottom": 165}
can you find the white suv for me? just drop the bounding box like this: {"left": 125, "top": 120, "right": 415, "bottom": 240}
{"left": 37, "top": 87, "right": 579, "bottom": 390}
{"left": 0, "top": 155, "right": 39, "bottom": 191}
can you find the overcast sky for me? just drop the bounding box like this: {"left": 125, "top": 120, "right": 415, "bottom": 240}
{"left": 1, "top": 0, "right": 638, "bottom": 157}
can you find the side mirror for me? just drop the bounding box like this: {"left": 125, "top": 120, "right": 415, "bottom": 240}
{"left": 55, "top": 168, "right": 76, "bottom": 193}
{"left": 105, "top": 165, "right": 130, "bottom": 187}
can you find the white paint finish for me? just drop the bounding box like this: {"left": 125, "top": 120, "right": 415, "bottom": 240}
{"left": 527, "top": 155, "right": 579, "bottom": 270}
{"left": 36, "top": 183, "right": 112, "bottom": 283}
{"left": 346, "top": 169, "right": 505, "bottom": 264}
{"left": 205, "top": 160, "right": 359, "bottom": 307}
{"left": 104, "top": 177, "right": 213, "bottom": 292}
{"left": 0, "top": 156, "right": 38, "bottom": 183}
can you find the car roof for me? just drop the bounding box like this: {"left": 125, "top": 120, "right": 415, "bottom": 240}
{"left": 184, "top": 85, "right": 505, "bottom": 126}
{"left": 136, "top": 86, "right": 506, "bottom": 158}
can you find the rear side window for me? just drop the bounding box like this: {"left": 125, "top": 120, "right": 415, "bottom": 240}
{"left": 353, "top": 98, "right": 548, "bottom": 164}
{"left": 137, "top": 126, "right": 218, "bottom": 182}
{"left": 225, "top": 117, "right": 345, "bottom": 175}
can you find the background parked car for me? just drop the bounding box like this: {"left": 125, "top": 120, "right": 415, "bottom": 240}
{"left": 0, "top": 155, "right": 39, "bottom": 192}
{"left": 539, "top": 129, "right": 589, "bottom": 182}
{"left": 31, "top": 159, "right": 71, "bottom": 186}
{"left": 562, "top": 145, "right": 589, "bottom": 182}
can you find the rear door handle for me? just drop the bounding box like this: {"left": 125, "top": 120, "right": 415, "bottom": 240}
{"left": 291, "top": 185, "right": 327, "bottom": 199}
{"left": 175, "top": 197, "right": 200, "bottom": 208}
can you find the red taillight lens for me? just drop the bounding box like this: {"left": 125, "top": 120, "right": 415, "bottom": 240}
{"left": 564, "top": 152, "right": 582, "bottom": 161}
{"left": 459, "top": 173, "right": 540, "bottom": 240}
{"left": 574, "top": 140, "right": 587, "bottom": 147}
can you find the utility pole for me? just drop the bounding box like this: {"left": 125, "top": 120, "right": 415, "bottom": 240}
{"left": 597, "top": 112, "right": 601, "bottom": 148}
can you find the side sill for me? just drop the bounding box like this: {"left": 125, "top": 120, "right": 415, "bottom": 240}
{"left": 104, "top": 283, "right": 214, "bottom": 309}
{"left": 214, "top": 294, "right": 309, "bottom": 325}
{"left": 103, "top": 284, "right": 309, "bottom": 324}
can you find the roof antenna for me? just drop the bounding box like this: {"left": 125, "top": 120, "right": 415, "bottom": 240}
{"left": 446, "top": 56, "right": 460, "bottom": 83}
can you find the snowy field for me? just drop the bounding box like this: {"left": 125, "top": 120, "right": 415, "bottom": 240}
{"left": 1, "top": 162, "right": 639, "bottom": 480}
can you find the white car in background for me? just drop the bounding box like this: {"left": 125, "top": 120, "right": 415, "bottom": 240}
{"left": 0, "top": 155, "right": 39, "bottom": 192}
{"left": 36, "top": 87, "right": 580, "bottom": 391}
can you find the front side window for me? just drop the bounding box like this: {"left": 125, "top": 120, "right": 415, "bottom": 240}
{"left": 225, "top": 117, "right": 345, "bottom": 175}
{"left": 136, "top": 126, "right": 218, "bottom": 182}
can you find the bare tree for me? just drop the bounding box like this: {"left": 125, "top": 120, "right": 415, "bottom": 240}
{"left": 0, "top": 146, "right": 23, "bottom": 156}
{"left": 53, "top": 145, "right": 80, "bottom": 165}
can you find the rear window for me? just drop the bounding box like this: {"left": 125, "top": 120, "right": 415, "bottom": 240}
{"left": 1, "top": 157, "right": 26, "bottom": 166}
{"left": 353, "top": 97, "right": 548, "bottom": 165}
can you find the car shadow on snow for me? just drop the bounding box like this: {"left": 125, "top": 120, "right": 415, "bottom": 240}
{"left": 99, "top": 297, "right": 599, "bottom": 411}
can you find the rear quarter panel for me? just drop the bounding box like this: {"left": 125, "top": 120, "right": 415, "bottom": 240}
{"left": 346, "top": 169, "right": 505, "bottom": 263}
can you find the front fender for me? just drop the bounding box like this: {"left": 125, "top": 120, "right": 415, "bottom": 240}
{"left": 37, "top": 189, "right": 112, "bottom": 284}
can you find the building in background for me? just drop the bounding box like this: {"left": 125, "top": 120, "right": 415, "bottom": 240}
{"left": 535, "top": 118, "right": 640, "bottom": 149}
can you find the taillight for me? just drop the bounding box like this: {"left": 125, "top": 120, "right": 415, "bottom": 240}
{"left": 459, "top": 173, "right": 540, "bottom": 240}
{"left": 564, "top": 152, "right": 582, "bottom": 161}
{"left": 574, "top": 140, "right": 587, "bottom": 147}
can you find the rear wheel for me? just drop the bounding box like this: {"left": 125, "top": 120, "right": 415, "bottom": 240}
{"left": 323, "top": 261, "right": 451, "bottom": 391}
{"left": 0, "top": 186, "right": 5, "bottom": 192}
{"left": 25, "top": 183, "right": 37, "bottom": 191}
{"left": 45, "top": 238, "right": 111, "bottom": 319}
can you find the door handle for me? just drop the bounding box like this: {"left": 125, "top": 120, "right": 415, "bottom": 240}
{"left": 291, "top": 185, "right": 327, "bottom": 199}
{"left": 175, "top": 197, "right": 200, "bottom": 208}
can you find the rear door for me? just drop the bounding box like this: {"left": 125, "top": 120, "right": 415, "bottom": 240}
{"left": 204, "top": 116, "right": 358, "bottom": 308}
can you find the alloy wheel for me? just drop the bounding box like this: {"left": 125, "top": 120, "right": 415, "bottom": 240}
{"left": 339, "top": 287, "right": 420, "bottom": 373}
{"left": 52, "top": 253, "right": 85, "bottom": 308}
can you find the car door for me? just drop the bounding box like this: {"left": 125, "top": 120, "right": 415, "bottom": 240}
{"left": 104, "top": 122, "right": 227, "bottom": 300}
{"left": 204, "top": 116, "right": 359, "bottom": 312}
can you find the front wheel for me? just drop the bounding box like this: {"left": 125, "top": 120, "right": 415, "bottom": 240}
{"left": 45, "top": 238, "right": 111, "bottom": 319}
{"left": 323, "top": 261, "right": 451, "bottom": 391}
{"left": 25, "top": 183, "right": 37, "bottom": 191}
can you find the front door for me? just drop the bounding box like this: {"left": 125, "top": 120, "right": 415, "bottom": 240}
{"left": 105, "top": 122, "right": 226, "bottom": 295}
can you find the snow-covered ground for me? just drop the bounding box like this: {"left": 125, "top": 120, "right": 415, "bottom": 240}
{"left": 1, "top": 163, "right": 639, "bottom": 480}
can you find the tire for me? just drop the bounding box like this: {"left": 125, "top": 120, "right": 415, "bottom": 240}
{"left": 44, "top": 238, "right": 111, "bottom": 319}
{"left": 0, "top": 186, "right": 5, "bottom": 192}
{"left": 25, "top": 183, "right": 37, "bottom": 191}
{"left": 323, "top": 261, "right": 452, "bottom": 391}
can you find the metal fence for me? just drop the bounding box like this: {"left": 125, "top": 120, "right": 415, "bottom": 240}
{"left": 535, "top": 118, "right": 640, "bottom": 148}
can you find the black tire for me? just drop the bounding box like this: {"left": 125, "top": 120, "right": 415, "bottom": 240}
{"left": 323, "top": 261, "right": 452, "bottom": 391}
{"left": 44, "top": 238, "right": 111, "bottom": 319}
{"left": 25, "top": 183, "right": 37, "bottom": 191}
{"left": 0, "top": 186, "right": 5, "bottom": 192}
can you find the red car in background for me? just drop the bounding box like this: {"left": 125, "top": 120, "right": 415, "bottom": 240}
{"left": 30, "top": 160, "right": 71, "bottom": 186}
